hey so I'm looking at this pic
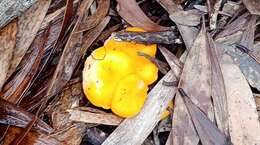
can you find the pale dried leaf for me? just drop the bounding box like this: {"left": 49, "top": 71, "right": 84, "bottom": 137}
{"left": 242, "top": 0, "right": 260, "bottom": 15}
{"left": 0, "top": 0, "right": 37, "bottom": 28}
{"left": 7, "top": 0, "right": 51, "bottom": 77}
{"left": 220, "top": 53, "right": 260, "bottom": 145}
{"left": 169, "top": 9, "right": 201, "bottom": 26}
{"left": 0, "top": 20, "right": 17, "bottom": 90}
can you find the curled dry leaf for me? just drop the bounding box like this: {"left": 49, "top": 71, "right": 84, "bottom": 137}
{"left": 102, "top": 71, "right": 176, "bottom": 145}
{"left": 219, "top": 53, "right": 260, "bottom": 145}
{"left": 116, "top": 0, "right": 169, "bottom": 32}
{"left": 7, "top": 0, "right": 51, "bottom": 78}
{"left": 77, "top": 0, "right": 110, "bottom": 32}
{"left": 0, "top": 25, "right": 50, "bottom": 104}
{"left": 0, "top": 98, "right": 53, "bottom": 134}
{"left": 242, "top": 0, "right": 260, "bottom": 15}
{"left": 0, "top": 0, "right": 37, "bottom": 28}
{"left": 0, "top": 20, "right": 17, "bottom": 90}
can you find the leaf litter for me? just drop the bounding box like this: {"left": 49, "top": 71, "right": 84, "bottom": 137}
{"left": 0, "top": 0, "right": 260, "bottom": 144}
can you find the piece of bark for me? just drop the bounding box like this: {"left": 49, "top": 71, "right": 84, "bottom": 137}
{"left": 0, "top": 0, "right": 37, "bottom": 29}
{"left": 67, "top": 108, "right": 123, "bottom": 126}
{"left": 220, "top": 53, "right": 260, "bottom": 145}
{"left": 242, "top": 0, "right": 260, "bottom": 15}
{"left": 0, "top": 20, "right": 17, "bottom": 90}
{"left": 102, "top": 71, "right": 176, "bottom": 145}
{"left": 116, "top": 0, "right": 169, "bottom": 31}
{"left": 113, "top": 31, "right": 177, "bottom": 44}
{"left": 7, "top": 0, "right": 51, "bottom": 78}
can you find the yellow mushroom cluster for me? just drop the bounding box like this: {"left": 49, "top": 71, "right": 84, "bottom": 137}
{"left": 82, "top": 27, "right": 171, "bottom": 118}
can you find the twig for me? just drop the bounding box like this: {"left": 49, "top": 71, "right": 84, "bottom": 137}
{"left": 113, "top": 30, "right": 177, "bottom": 44}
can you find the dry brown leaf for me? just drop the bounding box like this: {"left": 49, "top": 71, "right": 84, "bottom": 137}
{"left": 242, "top": 0, "right": 260, "bottom": 15}
{"left": 220, "top": 53, "right": 260, "bottom": 145}
{"left": 3, "top": 127, "right": 61, "bottom": 145}
{"left": 178, "top": 89, "right": 229, "bottom": 145}
{"left": 207, "top": 33, "right": 229, "bottom": 136}
{"left": 102, "top": 71, "right": 176, "bottom": 145}
{"left": 7, "top": 0, "right": 51, "bottom": 78}
{"left": 68, "top": 108, "right": 123, "bottom": 126}
{"left": 0, "top": 20, "right": 17, "bottom": 90}
{"left": 172, "top": 23, "right": 214, "bottom": 145}
{"left": 46, "top": 0, "right": 94, "bottom": 99}
{"left": 77, "top": 0, "right": 110, "bottom": 32}
{"left": 116, "top": 0, "right": 169, "bottom": 32}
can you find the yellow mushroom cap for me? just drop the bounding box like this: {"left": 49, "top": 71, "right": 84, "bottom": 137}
{"left": 111, "top": 74, "right": 148, "bottom": 117}
{"left": 82, "top": 27, "right": 159, "bottom": 117}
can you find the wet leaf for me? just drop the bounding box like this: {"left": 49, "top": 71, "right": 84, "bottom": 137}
{"left": 0, "top": 20, "right": 17, "bottom": 90}
{"left": 7, "top": 0, "right": 51, "bottom": 78}
{"left": 116, "top": 0, "right": 169, "bottom": 31}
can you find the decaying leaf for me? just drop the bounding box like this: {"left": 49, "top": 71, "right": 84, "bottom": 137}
{"left": 3, "top": 127, "right": 61, "bottom": 145}
{"left": 220, "top": 53, "right": 260, "bottom": 145}
{"left": 172, "top": 23, "right": 214, "bottom": 145}
{"left": 206, "top": 0, "right": 223, "bottom": 29}
{"left": 207, "top": 33, "right": 229, "bottom": 136}
{"left": 7, "top": 0, "right": 51, "bottom": 78}
{"left": 242, "top": 0, "right": 260, "bottom": 15}
{"left": 0, "top": 26, "right": 50, "bottom": 104}
{"left": 102, "top": 71, "right": 176, "bottom": 145}
{"left": 169, "top": 9, "right": 201, "bottom": 26}
{"left": 116, "top": 0, "right": 169, "bottom": 31}
{"left": 0, "top": 20, "right": 17, "bottom": 90}
{"left": 0, "top": 0, "right": 37, "bottom": 29}
{"left": 77, "top": 0, "right": 110, "bottom": 32}
{"left": 0, "top": 98, "right": 53, "bottom": 134}
{"left": 215, "top": 13, "right": 249, "bottom": 45}
{"left": 178, "top": 88, "right": 229, "bottom": 145}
